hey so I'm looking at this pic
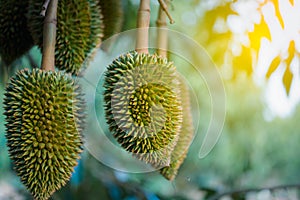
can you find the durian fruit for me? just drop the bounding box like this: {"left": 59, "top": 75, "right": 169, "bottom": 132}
{"left": 0, "top": 0, "right": 34, "bottom": 66}
{"left": 103, "top": 51, "right": 182, "bottom": 167}
{"left": 27, "top": 0, "right": 103, "bottom": 75}
{"left": 160, "top": 78, "right": 194, "bottom": 180}
{"left": 98, "top": 0, "right": 123, "bottom": 41}
{"left": 4, "top": 68, "right": 85, "bottom": 200}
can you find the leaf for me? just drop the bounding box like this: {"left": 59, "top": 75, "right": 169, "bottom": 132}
{"left": 289, "top": 0, "right": 294, "bottom": 6}
{"left": 232, "top": 45, "right": 253, "bottom": 76}
{"left": 282, "top": 67, "right": 293, "bottom": 95}
{"left": 273, "top": 0, "right": 285, "bottom": 29}
{"left": 248, "top": 17, "right": 271, "bottom": 51}
{"left": 195, "top": 2, "right": 236, "bottom": 66}
{"left": 231, "top": 193, "right": 246, "bottom": 200}
{"left": 266, "top": 55, "right": 281, "bottom": 79}
{"left": 200, "top": 187, "right": 218, "bottom": 198}
{"left": 286, "top": 40, "right": 295, "bottom": 67}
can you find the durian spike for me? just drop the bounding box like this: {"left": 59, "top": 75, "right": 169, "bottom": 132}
{"left": 28, "top": 0, "right": 103, "bottom": 75}
{"left": 136, "top": 0, "right": 151, "bottom": 54}
{"left": 4, "top": 69, "right": 85, "bottom": 200}
{"left": 103, "top": 51, "right": 183, "bottom": 167}
{"left": 160, "top": 77, "right": 194, "bottom": 180}
{"left": 41, "top": 0, "right": 57, "bottom": 71}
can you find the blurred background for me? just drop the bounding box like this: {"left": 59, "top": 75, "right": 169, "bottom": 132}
{"left": 1, "top": 0, "right": 300, "bottom": 199}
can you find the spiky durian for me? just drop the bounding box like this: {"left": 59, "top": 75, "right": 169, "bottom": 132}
{"left": 4, "top": 68, "right": 85, "bottom": 200}
{"left": 98, "top": 0, "right": 123, "bottom": 41}
{"left": 160, "top": 78, "right": 194, "bottom": 180}
{"left": 0, "top": 0, "right": 34, "bottom": 65}
{"left": 103, "top": 51, "right": 182, "bottom": 167}
{"left": 27, "top": 0, "right": 103, "bottom": 75}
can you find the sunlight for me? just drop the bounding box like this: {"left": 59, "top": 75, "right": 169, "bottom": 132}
{"left": 257, "top": 0, "right": 300, "bottom": 118}
{"left": 227, "top": 0, "right": 300, "bottom": 118}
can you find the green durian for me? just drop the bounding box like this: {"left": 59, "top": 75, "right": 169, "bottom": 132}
{"left": 0, "top": 0, "right": 34, "bottom": 65}
{"left": 98, "top": 0, "right": 123, "bottom": 41}
{"left": 4, "top": 68, "right": 85, "bottom": 200}
{"left": 103, "top": 51, "right": 182, "bottom": 167}
{"left": 27, "top": 0, "right": 103, "bottom": 75}
{"left": 160, "top": 78, "right": 194, "bottom": 180}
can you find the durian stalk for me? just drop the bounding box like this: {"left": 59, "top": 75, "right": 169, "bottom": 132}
{"left": 28, "top": 0, "right": 103, "bottom": 75}
{"left": 41, "top": 0, "right": 57, "bottom": 71}
{"left": 136, "top": 0, "right": 150, "bottom": 54}
{"left": 156, "top": 3, "right": 168, "bottom": 58}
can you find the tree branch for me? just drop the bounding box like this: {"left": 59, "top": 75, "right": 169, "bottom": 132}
{"left": 41, "top": 0, "right": 57, "bottom": 71}
{"left": 207, "top": 184, "right": 300, "bottom": 200}
{"left": 135, "top": 0, "right": 151, "bottom": 54}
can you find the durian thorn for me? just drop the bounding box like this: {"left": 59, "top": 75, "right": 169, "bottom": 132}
{"left": 157, "top": 0, "right": 175, "bottom": 24}
{"left": 41, "top": 0, "right": 57, "bottom": 71}
{"left": 156, "top": 2, "right": 168, "bottom": 58}
{"left": 136, "top": 0, "right": 151, "bottom": 54}
{"left": 40, "top": 0, "right": 51, "bottom": 17}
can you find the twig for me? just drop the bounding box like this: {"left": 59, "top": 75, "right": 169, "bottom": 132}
{"left": 135, "top": 0, "right": 151, "bottom": 54}
{"left": 157, "top": 0, "right": 175, "bottom": 24}
{"left": 41, "top": 0, "right": 57, "bottom": 71}
{"left": 40, "top": 0, "right": 51, "bottom": 16}
{"left": 207, "top": 184, "right": 300, "bottom": 200}
{"left": 156, "top": 2, "right": 168, "bottom": 58}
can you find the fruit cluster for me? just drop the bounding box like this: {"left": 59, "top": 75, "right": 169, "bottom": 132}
{"left": 1, "top": 0, "right": 123, "bottom": 199}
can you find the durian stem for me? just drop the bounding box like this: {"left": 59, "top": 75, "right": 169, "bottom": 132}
{"left": 157, "top": 0, "right": 174, "bottom": 24}
{"left": 156, "top": 2, "right": 168, "bottom": 58}
{"left": 136, "top": 0, "right": 150, "bottom": 54}
{"left": 41, "top": 0, "right": 57, "bottom": 71}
